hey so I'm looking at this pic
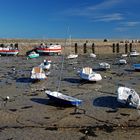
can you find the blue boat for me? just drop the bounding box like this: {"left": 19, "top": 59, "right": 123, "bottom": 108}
{"left": 45, "top": 90, "right": 82, "bottom": 106}
{"left": 133, "top": 64, "right": 140, "bottom": 71}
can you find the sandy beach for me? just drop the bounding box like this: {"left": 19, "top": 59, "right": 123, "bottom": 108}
{"left": 0, "top": 54, "right": 140, "bottom": 140}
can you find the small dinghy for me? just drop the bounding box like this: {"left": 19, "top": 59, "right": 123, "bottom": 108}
{"left": 99, "top": 62, "right": 110, "bottom": 70}
{"left": 118, "top": 59, "right": 127, "bottom": 65}
{"left": 129, "top": 50, "right": 140, "bottom": 57}
{"left": 67, "top": 54, "right": 78, "bottom": 59}
{"left": 117, "top": 86, "right": 140, "bottom": 109}
{"left": 133, "top": 64, "right": 140, "bottom": 71}
{"left": 79, "top": 67, "right": 102, "bottom": 82}
{"left": 90, "top": 53, "right": 96, "bottom": 58}
{"left": 45, "top": 90, "right": 82, "bottom": 106}
{"left": 31, "top": 67, "right": 47, "bottom": 80}
{"left": 122, "top": 54, "right": 127, "bottom": 57}
{"left": 39, "top": 59, "right": 52, "bottom": 70}
{"left": 28, "top": 51, "right": 39, "bottom": 59}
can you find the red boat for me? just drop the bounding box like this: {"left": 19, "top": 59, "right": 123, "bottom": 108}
{"left": 36, "top": 44, "right": 62, "bottom": 55}
{"left": 0, "top": 47, "right": 19, "bottom": 56}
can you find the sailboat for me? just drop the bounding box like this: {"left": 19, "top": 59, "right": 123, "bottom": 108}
{"left": 45, "top": 38, "right": 82, "bottom": 106}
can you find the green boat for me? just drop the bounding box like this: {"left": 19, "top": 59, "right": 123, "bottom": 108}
{"left": 28, "top": 51, "right": 39, "bottom": 59}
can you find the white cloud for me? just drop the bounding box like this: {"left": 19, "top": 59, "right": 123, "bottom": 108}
{"left": 123, "top": 21, "right": 140, "bottom": 27}
{"left": 93, "top": 13, "right": 123, "bottom": 22}
{"left": 87, "top": 0, "right": 123, "bottom": 11}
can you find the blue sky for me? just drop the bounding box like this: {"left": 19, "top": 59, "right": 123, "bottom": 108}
{"left": 0, "top": 0, "right": 140, "bottom": 39}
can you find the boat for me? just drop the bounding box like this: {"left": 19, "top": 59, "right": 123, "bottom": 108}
{"left": 99, "top": 62, "right": 110, "bottom": 70}
{"left": 90, "top": 53, "right": 96, "bottom": 58}
{"left": 122, "top": 54, "right": 127, "bottom": 57}
{"left": 39, "top": 59, "right": 52, "bottom": 70}
{"left": 129, "top": 50, "right": 140, "bottom": 57}
{"left": 0, "top": 47, "right": 19, "bottom": 56}
{"left": 67, "top": 54, "right": 78, "bottom": 59}
{"left": 46, "top": 90, "right": 82, "bottom": 106}
{"left": 31, "top": 67, "right": 47, "bottom": 80}
{"left": 36, "top": 44, "right": 62, "bottom": 55}
{"left": 118, "top": 59, "right": 127, "bottom": 65}
{"left": 79, "top": 67, "right": 102, "bottom": 81}
{"left": 28, "top": 51, "right": 39, "bottom": 59}
{"left": 45, "top": 39, "right": 82, "bottom": 106}
{"left": 133, "top": 64, "right": 140, "bottom": 71}
{"left": 117, "top": 86, "right": 140, "bottom": 109}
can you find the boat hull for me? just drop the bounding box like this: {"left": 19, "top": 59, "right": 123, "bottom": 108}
{"left": 0, "top": 50, "right": 19, "bottom": 56}
{"left": 46, "top": 91, "right": 82, "bottom": 106}
{"left": 133, "top": 64, "right": 140, "bottom": 71}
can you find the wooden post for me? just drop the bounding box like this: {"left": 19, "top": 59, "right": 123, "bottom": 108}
{"left": 75, "top": 43, "right": 78, "bottom": 54}
{"left": 112, "top": 43, "right": 115, "bottom": 53}
{"left": 129, "top": 43, "right": 132, "bottom": 52}
{"left": 92, "top": 43, "right": 95, "bottom": 53}
{"left": 83, "top": 43, "right": 87, "bottom": 53}
{"left": 125, "top": 43, "right": 128, "bottom": 54}
{"left": 116, "top": 43, "right": 119, "bottom": 53}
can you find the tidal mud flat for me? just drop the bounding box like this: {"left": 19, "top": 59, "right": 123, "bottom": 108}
{"left": 0, "top": 54, "right": 140, "bottom": 140}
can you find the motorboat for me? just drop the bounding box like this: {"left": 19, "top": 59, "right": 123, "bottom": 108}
{"left": 45, "top": 90, "right": 82, "bottom": 106}
{"left": 39, "top": 59, "right": 52, "bottom": 70}
{"left": 36, "top": 44, "right": 62, "bottom": 55}
{"left": 117, "top": 86, "right": 140, "bottom": 109}
{"left": 118, "top": 59, "right": 127, "bottom": 65}
{"left": 79, "top": 67, "right": 102, "bottom": 81}
{"left": 0, "top": 47, "right": 19, "bottom": 56}
{"left": 67, "top": 54, "right": 78, "bottom": 59}
{"left": 133, "top": 64, "right": 140, "bottom": 71}
{"left": 31, "top": 67, "right": 47, "bottom": 80}
{"left": 90, "top": 53, "right": 96, "bottom": 58}
{"left": 129, "top": 50, "right": 140, "bottom": 57}
{"left": 28, "top": 51, "right": 39, "bottom": 59}
{"left": 99, "top": 62, "right": 110, "bottom": 70}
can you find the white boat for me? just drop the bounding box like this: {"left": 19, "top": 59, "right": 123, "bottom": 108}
{"left": 122, "top": 54, "right": 127, "bottom": 57}
{"left": 45, "top": 43, "right": 82, "bottom": 106}
{"left": 79, "top": 67, "right": 102, "bottom": 82}
{"left": 117, "top": 86, "right": 140, "bottom": 109}
{"left": 39, "top": 59, "right": 52, "bottom": 70}
{"left": 0, "top": 47, "right": 19, "bottom": 56}
{"left": 36, "top": 44, "right": 62, "bottom": 55}
{"left": 99, "top": 62, "right": 110, "bottom": 70}
{"left": 31, "top": 67, "right": 47, "bottom": 80}
{"left": 46, "top": 90, "right": 82, "bottom": 106}
{"left": 67, "top": 54, "right": 78, "bottom": 59}
{"left": 90, "top": 53, "right": 96, "bottom": 58}
{"left": 118, "top": 59, "right": 127, "bottom": 65}
{"left": 129, "top": 50, "right": 140, "bottom": 57}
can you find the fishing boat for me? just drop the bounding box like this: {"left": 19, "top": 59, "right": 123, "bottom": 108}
{"left": 28, "top": 51, "right": 39, "bottom": 59}
{"left": 99, "top": 62, "right": 110, "bottom": 70}
{"left": 79, "top": 67, "right": 102, "bottom": 82}
{"left": 46, "top": 90, "right": 82, "bottom": 106}
{"left": 39, "top": 59, "right": 52, "bottom": 70}
{"left": 129, "top": 50, "right": 140, "bottom": 57}
{"left": 0, "top": 47, "right": 19, "bottom": 56}
{"left": 117, "top": 86, "right": 140, "bottom": 109}
{"left": 31, "top": 67, "right": 47, "bottom": 80}
{"left": 133, "top": 64, "right": 140, "bottom": 71}
{"left": 36, "top": 44, "right": 62, "bottom": 55}
{"left": 67, "top": 54, "right": 78, "bottom": 59}
{"left": 121, "top": 54, "right": 127, "bottom": 57}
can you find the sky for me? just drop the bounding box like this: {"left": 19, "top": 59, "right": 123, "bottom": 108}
{"left": 0, "top": 0, "right": 140, "bottom": 39}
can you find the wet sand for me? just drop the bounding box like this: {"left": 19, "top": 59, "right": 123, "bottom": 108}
{"left": 0, "top": 54, "right": 140, "bottom": 140}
